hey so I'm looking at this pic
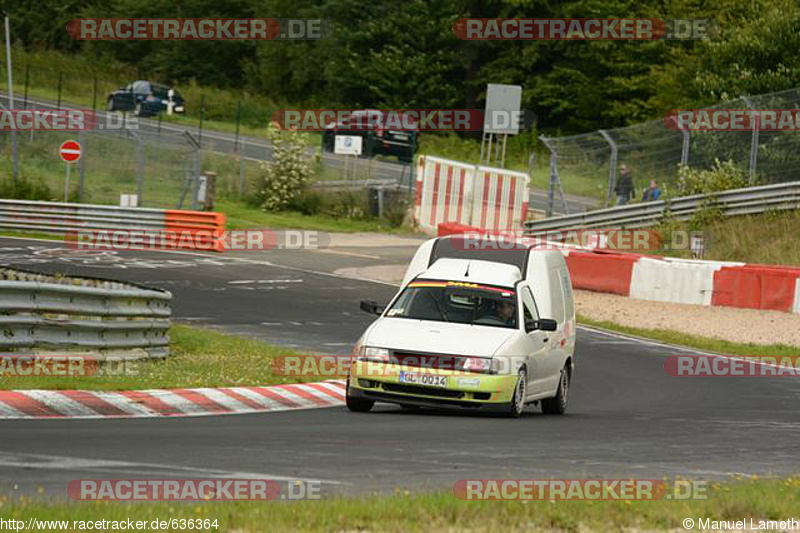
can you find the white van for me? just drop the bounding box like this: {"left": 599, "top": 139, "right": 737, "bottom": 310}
{"left": 348, "top": 234, "right": 576, "bottom": 417}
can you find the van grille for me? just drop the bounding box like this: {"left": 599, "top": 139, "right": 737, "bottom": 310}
{"left": 390, "top": 350, "right": 464, "bottom": 371}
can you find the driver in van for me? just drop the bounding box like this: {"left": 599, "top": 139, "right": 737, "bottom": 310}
{"left": 495, "top": 300, "right": 516, "bottom": 326}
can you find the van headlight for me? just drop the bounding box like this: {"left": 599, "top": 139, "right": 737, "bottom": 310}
{"left": 458, "top": 357, "right": 503, "bottom": 374}
{"left": 357, "top": 346, "right": 390, "bottom": 362}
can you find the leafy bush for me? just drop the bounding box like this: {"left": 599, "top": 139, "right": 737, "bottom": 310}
{"left": 0, "top": 176, "right": 55, "bottom": 201}
{"left": 324, "top": 190, "right": 369, "bottom": 220}
{"left": 676, "top": 159, "right": 749, "bottom": 196}
{"left": 287, "top": 189, "right": 326, "bottom": 216}
{"left": 256, "top": 126, "right": 315, "bottom": 211}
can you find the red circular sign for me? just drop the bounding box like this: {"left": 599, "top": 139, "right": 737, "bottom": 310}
{"left": 60, "top": 140, "right": 82, "bottom": 163}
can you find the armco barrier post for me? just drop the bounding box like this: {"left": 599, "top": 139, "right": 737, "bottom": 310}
{"left": 78, "top": 130, "right": 86, "bottom": 202}
{"left": 136, "top": 134, "right": 145, "bottom": 205}
{"left": 681, "top": 129, "right": 690, "bottom": 166}
{"left": 599, "top": 130, "right": 618, "bottom": 208}
{"left": 22, "top": 65, "right": 29, "bottom": 110}
{"left": 539, "top": 136, "right": 567, "bottom": 217}
{"left": 56, "top": 71, "right": 62, "bottom": 110}
{"left": 198, "top": 94, "right": 205, "bottom": 147}
{"left": 743, "top": 97, "right": 760, "bottom": 184}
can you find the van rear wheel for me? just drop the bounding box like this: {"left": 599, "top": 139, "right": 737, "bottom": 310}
{"left": 541, "top": 367, "right": 569, "bottom": 415}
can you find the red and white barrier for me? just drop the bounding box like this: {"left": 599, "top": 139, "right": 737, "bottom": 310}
{"left": 630, "top": 257, "right": 744, "bottom": 306}
{"left": 794, "top": 278, "right": 800, "bottom": 314}
{"left": 0, "top": 380, "right": 345, "bottom": 419}
{"left": 711, "top": 265, "right": 800, "bottom": 312}
{"left": 415, "top": 155, "right": 529, "bottom": 235}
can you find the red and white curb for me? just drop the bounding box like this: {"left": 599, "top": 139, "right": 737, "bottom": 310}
{"left": 0, "top": 380, "right": 346, "bottom": 419}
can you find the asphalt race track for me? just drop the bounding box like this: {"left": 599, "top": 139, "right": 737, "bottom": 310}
{"left": 0, "top": 237, "right": 798, "bottom": 499}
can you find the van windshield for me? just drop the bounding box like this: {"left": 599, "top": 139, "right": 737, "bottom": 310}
{"left": 385, "top": 280, "right": 517, "bottom": 329}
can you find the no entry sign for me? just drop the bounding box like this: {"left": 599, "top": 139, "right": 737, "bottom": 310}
{"left": 60, "top": 140, "right": 82, "bottom": 163}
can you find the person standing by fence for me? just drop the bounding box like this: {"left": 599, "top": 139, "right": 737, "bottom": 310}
{"left": 615, "top": 164, "right": 634, "bottom": 205}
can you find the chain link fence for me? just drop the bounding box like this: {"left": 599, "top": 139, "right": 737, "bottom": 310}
{"left": 540, "top": 88, "right": 800, "bottom": 214}
{"left": 0, "top": 52, "right": 411, "bottom": 213}
{"left": 0, "top": 107, "right": 267, "bottom": 210}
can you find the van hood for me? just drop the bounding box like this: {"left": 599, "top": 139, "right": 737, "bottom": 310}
{"left": 363, "top": 317, "right": 515, "bottom": 357}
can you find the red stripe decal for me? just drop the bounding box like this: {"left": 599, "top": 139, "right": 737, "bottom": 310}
{"left": 304, "top": 382, "right": 345, "bottom": 400}
{"left": 506, "top": 177, "right": 517, "bottom": 229}
{"left": 456, "top": 169, "right": 466, "bottom": 223}
{"left": 493, "top": 174, "right": 504, "bottom": 230}
{"left": 116, "top": 390, "right": 186, "bottom": 416}
{"left": 0, "top": 392, "right": 64, "bottom": 418}
{"left": 172, "top": 390, "right": 232, "bottom": 413}
{"left": 443, "top": 165, "right": 454, "bottom": 222}
{"left": 480, "top": 172, "right": 491, "bottom": 229}
{"left": 429, "top": 163, "right": 441, "bottom": 227}
{"left": 60, "top": 390, "right": 132, "bottom": 417}
{"left": 275, "top": 384, "right": 331, "bottom": 406}
{"left": 217, "top": 388, "right": 269, "bottom": 411}
{"left": 250, "top": 387, "right": 302, "bottom": 408}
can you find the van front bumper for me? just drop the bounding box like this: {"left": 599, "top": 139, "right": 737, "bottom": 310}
{"left": 348, "top": 360, "right": 518, "bottom": 409}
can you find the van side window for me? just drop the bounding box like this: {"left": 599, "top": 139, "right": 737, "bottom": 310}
{"left": 559, "top": 271, "right": 574, "bottom": 318}
{"left": 547, "top": 269, "right": 565, "bottom": 322}
{"left": 521, "top": 286, "right": 539, "bottom": 323}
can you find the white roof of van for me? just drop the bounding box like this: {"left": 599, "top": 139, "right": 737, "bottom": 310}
{"left": 417, "top": 258, "right": 521, "bottom": 288}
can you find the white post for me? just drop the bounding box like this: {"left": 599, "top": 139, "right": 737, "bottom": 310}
{"left": 64, "top": 164, "right": 71, "bottom": 202}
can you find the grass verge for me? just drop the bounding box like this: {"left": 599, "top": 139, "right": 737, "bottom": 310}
{"left": 577, "top": 313, "right": 798, "bottom": 357}
{"left": 656, "top": 209, "right": 800, "bottom": 266}
{"left": 0, "top": 324, "right": 320, "bottom": 391}
{"left": 3, "top": 476, "right": 800, "bottom": 532}
{"left": 218, "top": 199, "right": 413, "bottom": 233}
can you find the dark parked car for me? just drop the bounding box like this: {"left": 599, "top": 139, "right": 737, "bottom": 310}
{"left": 322, "top": 110, "right": 419, "bottom": 162}
{"left": 107, "top": 81, "right": 185, "bottom": 117}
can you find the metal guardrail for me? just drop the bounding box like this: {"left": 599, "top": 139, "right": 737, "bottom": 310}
{"left": 0, "top": 268, "right": 172, "bottom": 358}
{"left": 0, "top": 200, "right": 225, "bottom": 252}
{"left": 0, "top": 199, "right": 168, "bottom": 234}
{"left": 524, "top": 181, "right": 800, "bottom": 233}
{"left": 312, "top": 178, "right": 400, "bottom": 189}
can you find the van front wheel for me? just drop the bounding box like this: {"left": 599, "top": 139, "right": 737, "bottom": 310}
{"left": 505, "top": 368, "right": 527, "bottom": 418}
{"left": 345, "top": 382, "right": 374, "bottom": 412}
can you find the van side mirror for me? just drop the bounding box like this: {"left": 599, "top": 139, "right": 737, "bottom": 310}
{"left": 537, "top": 318, "right": 558, "bottom": 331}
{"left": 360, "top": 300, "right": 385, "bottom": 316}
{"left": 526, "top": 318, "right": 558, "bottom": 332}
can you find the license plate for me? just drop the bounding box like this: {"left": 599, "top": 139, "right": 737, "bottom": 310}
{"left": 393, "top": 133, "right": 409, "bottom": 141}
{"left": 398, "top": 371, "right": 447, "bottom": 388}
